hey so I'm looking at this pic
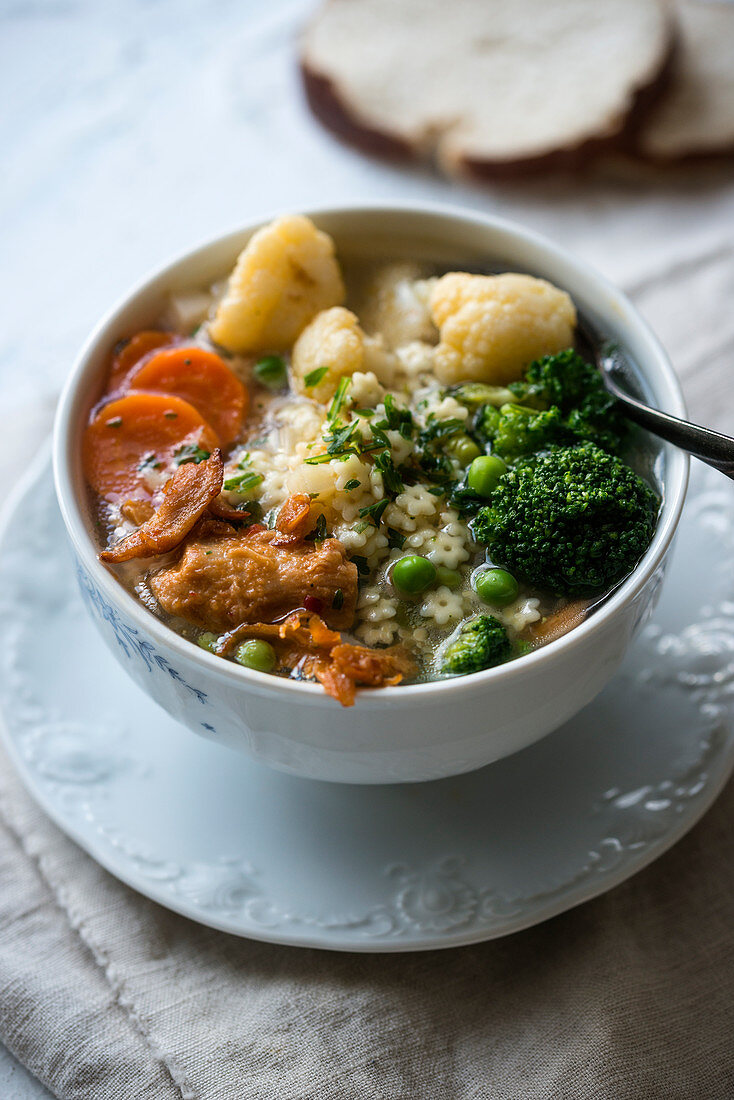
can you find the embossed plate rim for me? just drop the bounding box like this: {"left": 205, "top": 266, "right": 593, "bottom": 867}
{"left": 1, "top": 452, "right": 733, "bottom": 952}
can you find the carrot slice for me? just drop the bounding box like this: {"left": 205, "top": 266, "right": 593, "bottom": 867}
{"left": 100, "top": 451, "right": 224, "bottom": 563}
{"left": 108, "top": 331, "right": 180, "bottom": 391}
{"left": 82, "top": 392, "right": 220, "bottom": 503}
{"left": 128, "top": 347, "right": 247, "bottom": 445}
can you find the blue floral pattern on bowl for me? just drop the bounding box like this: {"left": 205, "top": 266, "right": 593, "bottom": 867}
{"left": 75, "top": 562, "right": 208, "bottom": 705}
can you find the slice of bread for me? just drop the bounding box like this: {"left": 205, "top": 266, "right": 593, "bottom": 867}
{"left": 635, "top": 1, "right": 734, "bottom": 162}
{"left": 300, "top": 0, "right": 674, "bottom": 178}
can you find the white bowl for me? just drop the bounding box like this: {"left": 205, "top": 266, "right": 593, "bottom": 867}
{"left": 53, "top": 204, "right": 689, "bottom": 784}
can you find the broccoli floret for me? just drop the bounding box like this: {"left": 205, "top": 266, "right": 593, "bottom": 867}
{"left": 472, "top": 443, "right": 659, "bottom": 596}
{"left": 509, "top": 348, "right": 627, "bottom": 454}
{"left": 475, "top": 402, "right": 567, "bottom": 460}
{"left": 442, "top": 615, "right": 511, "bottom": 675}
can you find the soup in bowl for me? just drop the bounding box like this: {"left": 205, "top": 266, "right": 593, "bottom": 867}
{"left": 53, "top": 205, "right": 688, "bottom": 782}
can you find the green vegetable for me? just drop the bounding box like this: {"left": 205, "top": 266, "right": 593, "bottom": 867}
{"left": 351, "top": 555, "right": 370, "bottom": 577}
{"left": 472, "top": 442, "right": 659, "bottom": 596}
{"left": 358, "top": 498, "right": 389, "bottom": 526}
{"left": 254, "top": 355, "right": 287, "bottom": 389}
{"left": 474, "top": 567, "right": 519, "bottom": 607}
{"left": 174, "top": 443, "right": 211, "bottom": 466}
{"left": 392, "top": 555, "right": 437, "bottom": 595}
{"left": 196, "top": 632, "right": 219, "bottom": 653}
{"left": 442, "top": 615, "right": 511, "bottom": 675}
{"left": 303, "top": 366, "right": 329, "bottom": 388}
{"left": 435, "top": 566, "right": 462, "bottom": 590}
{"left": 327, "top": 376, "right": 351, "bottom": 423}
{"left": 234, "top": 639, "right": 276, "bottom": 673}
{"left": 375, "top": 393, "right": 414, "bottom": 439}
{"left": 472, "top": 350, "right": 628, "bottom": 461}
{"left": 223, "top": 471, "right": 264, "bottom": 493}
{"left": 373, "top": 450, "right": 404, "bottom": 495}
{"left": 449, "top": 382, "right": 517, "bottom": 408}
{"left": 476, "top": 403, "right": 568, "bottom": 460}
{"left": 467, "top": 454, "right": 507, "bottom": 497}
{"left": 387, "top": 527, "right": 406, "bottom": 550}
{"left": 508, "top": 348, "right": 627, "bottom": 454}
{"left": 445, "top": 434, "right": 481, "bottom": 467}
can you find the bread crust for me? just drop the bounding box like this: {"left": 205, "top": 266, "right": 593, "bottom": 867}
{"left": 633, "top": 0, "right": 734, "bottom": 165}
{"left": 299, "top": 0, "right": 677, "bottom": 179}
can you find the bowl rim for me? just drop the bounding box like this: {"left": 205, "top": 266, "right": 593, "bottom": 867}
{"left": 53, "top": 199, "right": 689, "bottom": 706}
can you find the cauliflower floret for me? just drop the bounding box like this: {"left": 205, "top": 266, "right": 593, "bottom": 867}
{"left": 291, "top": 306, "right": 365, "bottom": 403}
{"left": 430, "top": 273, "right": 576, "bottom": 386}
{"left": 209, "top": 215, "right": 344, "bottom": 353}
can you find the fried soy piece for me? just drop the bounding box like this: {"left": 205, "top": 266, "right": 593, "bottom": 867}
{"left": 100, "top": 451, "right": 225, "bottom": 563}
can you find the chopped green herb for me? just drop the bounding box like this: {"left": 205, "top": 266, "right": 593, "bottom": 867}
{"left": 358, "top": 498, "right": 389, "bottom": 526}
{"left": 376, "top": 393, "right": 414, "bottom": 439}
{"left": 370, "top": 425, "right": 390, "bottom": 450}
{"left": 306, "top": 513, "right": 328, "bottom": 542}
{"left": 353, "top": 407, "right": 375, "bottom": 417}
{"left": 387, "top": 527, "right": 406, "bottom": 550}
{"left": 254, "top": 355, "right": 287, "bottom": 390}
{"left": 308, "top": 491, "right": 320, "bottom": 499}
{"left": 332, "top": 588, "right": 344, "bottom": 611}
{"left": 373, "top": 450, "right": 404, "bottom": 496}
{"left": 326, "top": 421, "right": 359, "bottom": 455}
{"left": 353, "top": 520, "right": 370, "bottom": 534}
{"left": 106, "top": 417, "right": 123, "bottom": 428}
{"left": 164, "top": 411, "right": 178, "bottom": 420}
{"left": 327, "top": 376, "right": 351, "bottom": 423}
{"left": 418, "top": 417, "right": 465, "bottom": 445}
{"left": 351, "top": 555, "right": 370, "bottom": 576}
{"left": 174, "top": 443, "right": 211, "bottom": 466}
{"left": 304, "top": 366, "right": 329, "bottom": 388}
{"left": 236, "top": 453, "right": 252, "bottom": 469}
{"left": 137, "top": 452, "right": 162, "bottom": 473}
{"left": 427, "top": 486, "right": 446, "bottom": 497}
{"left": 304, "top": 452, "right": 338, "bottom": 465}
{"left": 223, "top": 471, "right": 264, "bottom": 493}
{"left": 344, "top": 478, "right": 361, "bottom": 492}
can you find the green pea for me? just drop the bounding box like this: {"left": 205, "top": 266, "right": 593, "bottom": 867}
{"left": 446, "top": 434, "right": 481, "bottom": 467}
{"left": 435, "top": 565, "right": 462, "bottom": 590}
{"left": 196, "top": 631, "right": 219, "bottom": 653}
{"left": 467, "top": 454, "right": 507, "bottom": 497}
{"left": 392, "top": 554, "right": 437, "bottom": 595}
{"left": 254, "top": 355, "right": 287, "bottom": 390}
{"left": 234, "top": 639, "right": 277, "bottom": 672}
{"left": 474, "top": 568, "right": 519, "bottom": 607}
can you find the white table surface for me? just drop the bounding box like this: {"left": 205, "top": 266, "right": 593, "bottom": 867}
{"left": 2, "top": 1, "right": 733, "bottom": 1095}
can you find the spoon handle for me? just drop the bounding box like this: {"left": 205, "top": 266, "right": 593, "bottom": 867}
{"left": 602, "top": 368, "right": 734, "bottom": 479}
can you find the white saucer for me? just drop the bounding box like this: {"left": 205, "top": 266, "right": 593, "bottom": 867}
{"left": 1, "top": 454, "right": 733, "bottom": 952}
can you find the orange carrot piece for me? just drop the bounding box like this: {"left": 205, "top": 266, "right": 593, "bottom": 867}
{"left": 108, "top": 331, "right": 180, "bottom": 391}
{"left": 100, "top": 451, "right": 224, "bottom": 563}
{"left": 82, "top": 392, "right": 220, "bottom": 503}
{"left": 128, "top": 347, "right": 247, "bottom": 445}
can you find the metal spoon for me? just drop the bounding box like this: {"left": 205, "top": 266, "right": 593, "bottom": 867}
{"left": 599, "top": 354, "right": 734, "bottom": 480}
